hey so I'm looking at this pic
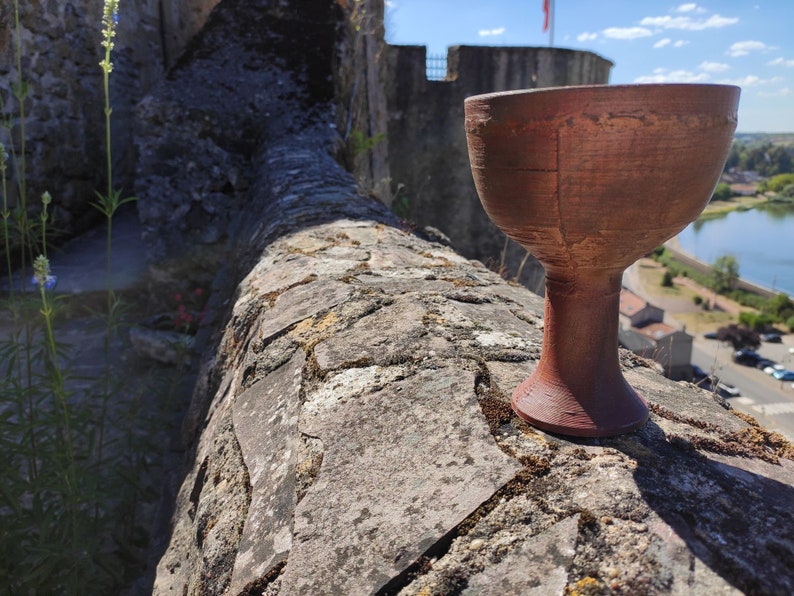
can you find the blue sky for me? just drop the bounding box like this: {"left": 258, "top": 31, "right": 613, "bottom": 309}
{"left": 385, "top": 1, "right": 793, "bottom": 133}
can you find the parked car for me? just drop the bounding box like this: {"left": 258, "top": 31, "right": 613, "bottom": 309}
{"left": 691, "top": 365, "right": 707, "bottom": 383}
{"left": 772, "top": 370, "right": 794, "bottom": 381}
{"left": 733, "top": 349, "right": 761, "bottom": 366}
{"left": 763, "top": 364, "right": 786, "bottom": 375}
{"left": 703, "top": 331, "right": 719, "bottom": 340}
{"left": 716, "top": 382, "right": 741, "bottom": 398}
{"left": 755, "top": 358, "right": 777, "bottom": 370}
{"left": 761, "top": 333, "right": 783, "bottom": 343}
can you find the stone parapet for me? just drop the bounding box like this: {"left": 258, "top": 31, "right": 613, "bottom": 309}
{"left": 153, "top": 130, "right": 794, "bottom": 595}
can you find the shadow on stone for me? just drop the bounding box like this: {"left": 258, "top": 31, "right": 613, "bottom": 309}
{"left": 611, "top": 420, "right": 794, "bottom": 594}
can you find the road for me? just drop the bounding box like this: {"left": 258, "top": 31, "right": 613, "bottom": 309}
{"left": 691, "top": 336, "right": 794, "bottom": 441}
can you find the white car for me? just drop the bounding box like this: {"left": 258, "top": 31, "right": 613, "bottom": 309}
{"left": 716, "top": 382, "right": 741, "bottom": 398}
{"left": 763, "top": 364, "right": 786, "bottom": 375}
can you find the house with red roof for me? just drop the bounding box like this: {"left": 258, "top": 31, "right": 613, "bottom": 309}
{"left": 618, "top": 288, "right": 693, "bottom": 381}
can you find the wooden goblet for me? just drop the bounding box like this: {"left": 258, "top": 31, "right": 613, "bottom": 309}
{"left": 465, "top": 84, "right": 739, "bottom": 437}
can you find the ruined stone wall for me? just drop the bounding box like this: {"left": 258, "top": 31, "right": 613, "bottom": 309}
{"left": 134, "top": 0, "right": 340, "bottom": 274}
{"left": 0, "top": 0, "right": 218, "bottom": 238}
{"left": 384, "top": 45, "right": 613, "bottom": 292}
{"left": 334, "top": 0, "right": 391, "bottom": 199}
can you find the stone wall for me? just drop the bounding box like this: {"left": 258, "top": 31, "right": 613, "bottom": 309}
{"left": 1, "top": 0, "right": 610, "bottom": 287}
{"left": 383, "top": 45, "right": 613, "bottom": 292}
{"left": 133, "top": 0, "right": 340, "bottom": 277}
{"left": 0, "top": 0, "right": 218, "bottom": 238}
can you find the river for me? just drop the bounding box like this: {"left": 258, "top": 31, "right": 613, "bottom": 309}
{"left": 676, "top": 202, "right": 794, "bottom": 297}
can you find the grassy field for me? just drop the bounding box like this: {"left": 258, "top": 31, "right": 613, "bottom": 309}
{"left": 635, "top": 258, "right": 737, "bottom": 333}
{"left": 700, "top": 194, "right": 767, "bottom": 217}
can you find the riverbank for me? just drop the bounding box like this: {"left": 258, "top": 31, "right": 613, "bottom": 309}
{"left": 635, "top": 234, "right": 791, "bottom": 336}
{"left": 700, "top": 193, "right": 767, "bottom": 218}
{"left": 665, "top": 236, "right": 779, "bottom": 299}
{"left": 678, "top": 192, "right": 794, "bottom": 297}
{"left": 630, "top": 257, "right": 748, "bottom": 334}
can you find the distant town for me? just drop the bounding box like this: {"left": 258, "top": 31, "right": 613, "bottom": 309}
{"left": 621, "top": 131, "right": 794, "bottom": 437}
{"left": 718, "top": 132, "right": 794, "bottom": 201}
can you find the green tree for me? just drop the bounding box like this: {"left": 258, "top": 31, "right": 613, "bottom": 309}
{"left": 710, "top": 255, "right": 739, "bottom": 294}
{"left": 711, "top": 182, "right": 733, "bottom": 202}
{"left": 717, "top": 324, "right": 760, "bottom": 350}
{"left": 759, "top": 173, "right": 794, "bottom": 193}
{"left": 739, "top": 311, "right": 776, "bottom": 332}
{"left": 760, "top": 145, "right": 793, "bottom": 176}
{"left": 765, "top": 293, "right": 794, "bottom": 321}
{"left": 724, "top": 143, "right": 740, "bottom": 171}
{"left": 734, "top": 142, "right": 794, "bottom": 176}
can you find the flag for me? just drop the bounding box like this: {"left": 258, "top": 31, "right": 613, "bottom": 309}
{"left": 543, "top": 0, "right": 550, "bottom": 32}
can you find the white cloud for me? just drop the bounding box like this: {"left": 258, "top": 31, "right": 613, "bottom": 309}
{"left": 634, "top": 68, "right": 710, "bottom": 83}
{"left": 768, "top": 57, "right": 794, "bottom": 67}
{"left": 676, "top": 3, "right": 697, "bottom": 12}
{"left": 758, "top": 87, "right": 791, "bottom": 97}
{"left": 577, "top": 32, "right": 598, "bottom": 42}
{"left": 478, "top": 27, "right": 505, "bottom": 37}
{"left": 602, "top": 27, "right": 652, "bottom": 40}
{"left": 653, "top": 38, "right": 671, "bottom": 48}
{"left": 640, "top": 14, "right": 738, "bottom": 31}
{"left": 727, "top": 40, "right": 768, "bottom": 57}
{"left": 699, "top": 61, "right": 729, "bottom": 73}
{"left": 717, "top": 75, "right": 783, "bottom": 87}
{"left": 674, "top": 40, "right": 690, "bottom": 47}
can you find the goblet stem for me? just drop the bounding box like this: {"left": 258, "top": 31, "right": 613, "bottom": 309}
{"left": 512, "top": 267, "right": 649, "bottom": 437}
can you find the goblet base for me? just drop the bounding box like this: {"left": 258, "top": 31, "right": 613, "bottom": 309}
{"left": 511, "top": 373, "right": 649, "bottom": 438}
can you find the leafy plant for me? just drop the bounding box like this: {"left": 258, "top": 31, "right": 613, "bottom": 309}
{"left": 758, "top": 172, "right": 794, "bottom": 194}
{"left": 738, "top": 311, "right": 776, "bottom": 332}
{"left": 347, "top": 129, "right": 385, "bottom": 158}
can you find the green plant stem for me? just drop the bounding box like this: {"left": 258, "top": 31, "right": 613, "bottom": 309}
{"left": 1, "top": 159, "right": 12, "bottom": 289}
{"left": 12, "top": 0, "right": 29, "bottom": 273}
{"left": 38, "top": 283, "right": 78, "bottom": 549}
{"left": 9, "top": 0, "right": 36, "bottom": 431}
{"left": 102, "top": 39, "right": 114, "bottom": 303}
{"left": 96, "top": 6, "right": 116, "bottom": 472}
